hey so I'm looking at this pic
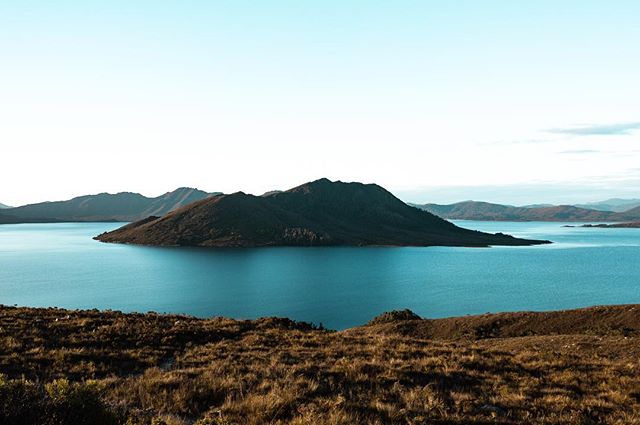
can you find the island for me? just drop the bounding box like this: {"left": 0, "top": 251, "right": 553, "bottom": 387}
{"left": 571, "top": 222, "right": 640, "bottom": 228}
{"left": 95, "top": 179, "right": 550, "bottom": 247}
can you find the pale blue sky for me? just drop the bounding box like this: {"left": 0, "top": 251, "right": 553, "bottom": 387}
{"left": 1, "top": 1, "right": 639, "bottom": 206}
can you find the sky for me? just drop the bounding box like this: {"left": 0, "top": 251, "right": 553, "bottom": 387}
{"left": 1, "top": 1, "right": 639, "bottom": 207}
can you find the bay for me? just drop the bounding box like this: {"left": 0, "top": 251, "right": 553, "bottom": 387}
{"left": 0, "top": 221, "right": 639, "bottom": 329}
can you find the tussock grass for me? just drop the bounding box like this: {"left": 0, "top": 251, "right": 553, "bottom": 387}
{"left": 2, "top": 305, "right": 640, "bottom": 424}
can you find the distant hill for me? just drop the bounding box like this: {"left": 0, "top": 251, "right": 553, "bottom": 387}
{"left": 621, "top": 205, "right": 640, "bottom": 217}
{"left": 575, "top": 198, "right": 640, "bottom": 213}
{"left": 96, "top": 179, "right": 549, "bottom": 248}
{"left": 413, "top": 201, "right": 640, "bottom": 222}
{"left": 1, "top": 188, "right": 217, "bottom": 223}
{"left": 521, "top": 203, "right": 555, "bottom": 209}
{"left": 575, "top": 205, "right": 640, "bottom": 228}
{"left": 0, "top": 202, "right": 10, "bottom": 209}
{"left": 0, "top": 212, "right": 61, "bottom": 224}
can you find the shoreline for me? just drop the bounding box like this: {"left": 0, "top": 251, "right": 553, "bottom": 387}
{"left": 2, "top": 301, "right": 638, "bottom": 331}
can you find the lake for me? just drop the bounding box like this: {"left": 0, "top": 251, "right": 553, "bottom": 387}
{"left": 0, "top": 221, "right": 639, "bottom": 329}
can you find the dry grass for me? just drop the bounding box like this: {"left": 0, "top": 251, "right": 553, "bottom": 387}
{"left": 2, "top": 305, "right": 640, "bottom": 424}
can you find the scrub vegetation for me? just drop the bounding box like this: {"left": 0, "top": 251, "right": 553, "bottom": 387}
{"left": 2, "top": 305, "right": 640, "bottom": 424}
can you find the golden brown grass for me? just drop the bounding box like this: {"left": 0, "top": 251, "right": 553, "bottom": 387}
{"left": 2, "top": 305, "right": 640, "bottom": 424}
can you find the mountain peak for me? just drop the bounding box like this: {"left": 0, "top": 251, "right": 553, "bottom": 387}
{"left": 286, "top": 178, "right": 336, "bottom": 193}
{"left": 286, "top": 178, "right": 388, "bottom": 197}
{"left": 162, "top": 187, "right": 208, "bottom": 197}
{"left": 171, "top": 187, "right": 202, "bottom": 193}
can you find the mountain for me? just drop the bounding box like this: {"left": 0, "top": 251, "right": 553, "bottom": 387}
{"left": 1, "top": 188, "right": 217, "bottom": 223}
{"left": 521, "top": 203, "right": 554, "bottom": 209}
{"left": 621, "top": 205, "right": 640, "bottom": 217}
{"left": 0, "top": 202, "right": 10, "bottom": 209}
{"left": 575, "top": 198, "right": 640, "bottom": 213}
{"left": 578, "top": 205, "right": 640, "bottom": 228}
{"left": 414, "top": 201, "right": 640, "bottom": 222}
{"left": 0, "top": 212, "right": 61, "bottom": 224}
{"left": 96, "top": 179, "right": 549, "bottom": 247}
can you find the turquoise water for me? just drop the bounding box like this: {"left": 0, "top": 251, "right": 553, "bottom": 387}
{"left": 0, "top": 221, "right": 639, "bottom": 329}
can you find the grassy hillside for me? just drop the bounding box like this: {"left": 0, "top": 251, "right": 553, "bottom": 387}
{"left": 2, "top": 305, "right": 640, "bottom": 424}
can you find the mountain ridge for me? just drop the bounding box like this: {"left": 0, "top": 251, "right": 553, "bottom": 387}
{"left": 1, "top": 187, "right": 218, "bottom": 223}
{"left": 414, "top": 200, "right": 640, "bottom": 222}
{"left": 575, "top": 198, "right": 640, "bottom": 212}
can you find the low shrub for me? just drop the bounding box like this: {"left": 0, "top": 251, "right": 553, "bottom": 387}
{"left": 0, "top": 375, "right": 116, "bottom": 425}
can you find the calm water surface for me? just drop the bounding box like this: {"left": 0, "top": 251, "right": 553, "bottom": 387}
{"left": 1, "top": 221, "right": 639, "bottom": 329}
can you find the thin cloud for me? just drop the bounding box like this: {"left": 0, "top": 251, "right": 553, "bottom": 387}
{"left": 483, "top": 138, "right": 551, "bottom": 147}
{"left": 548, "top": 122, "right": 640, "bottom": 136}
{"left": 557, "top": 149, "right": 600, "bottom": 154}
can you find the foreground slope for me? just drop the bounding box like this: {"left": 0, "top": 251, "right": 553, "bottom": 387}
{"left": 2, "top": 304, "right": 640, "bottom": 424}
{"left": 416, "top": 200, "right": 640, "bottom": 222}
{"left": 2, "top": 188, "right": 215, "bottom": 223}
{"left": 96, "top": 179, "right": 549, "bottom": 247}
